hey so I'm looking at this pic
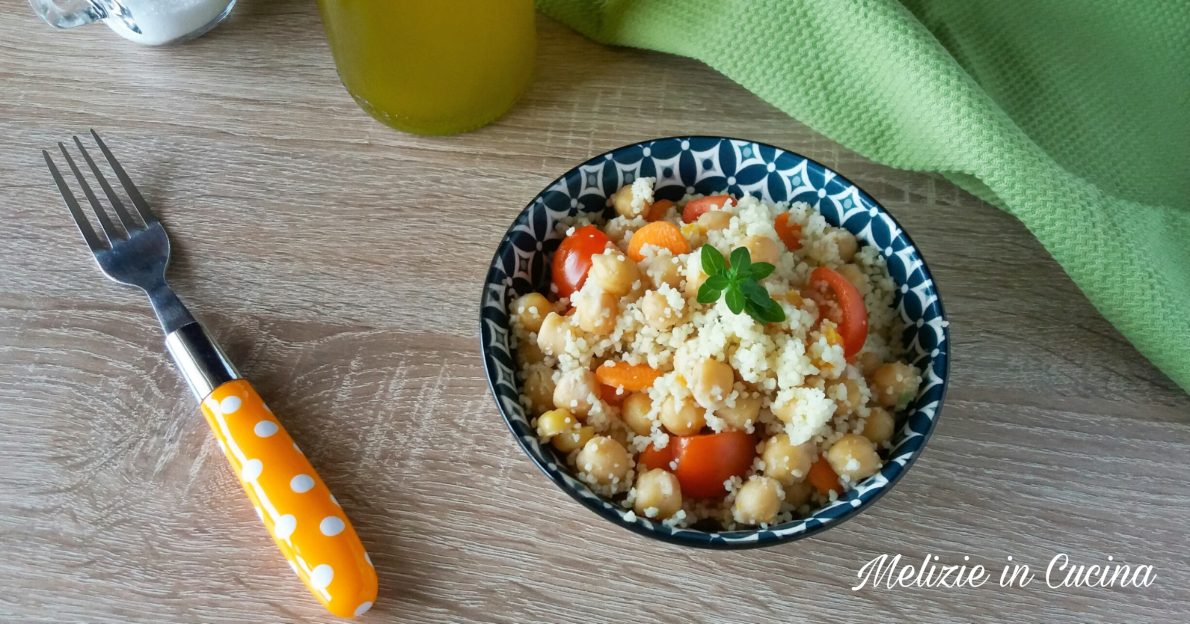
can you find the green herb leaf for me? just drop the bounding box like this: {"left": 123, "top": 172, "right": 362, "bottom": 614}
{"left": 749, "top": 262, "right": 776, "bottom": 280}
{"left": 697, "top": 281, "right": 722, "bottom": 304}
{"left": 744, "top": 298, "right": 782, "bottom": 324}
{"left": 700, "top": 245, "right": 726, "bottom": 276}
{"left": 740, "top": 280, "right": 770, "bottom": 306}
{"left": 729, "top": 247, "right": 752, "bottom": 275}
{"left": 743, "top": 300, "right": 764, "bottom": 322}
{"left": 725, "top": 284, "right": 746, "bottom": 313}
{"left": 705, "top": 274, "right": 730, "bottom": 290}
{"left": 695, "top": 244, "right": 786, "bottom": 325}
{"left": 759, "top": 298, "right": 787, "bottom": 323}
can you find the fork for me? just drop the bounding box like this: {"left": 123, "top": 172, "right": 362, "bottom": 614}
{"left": 43, "top": 131, "right": 377, "bottom": 619}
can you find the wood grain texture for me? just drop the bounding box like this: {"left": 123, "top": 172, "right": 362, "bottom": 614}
{"left": 1, "top": 3, "right": 1187, "bottom": 623}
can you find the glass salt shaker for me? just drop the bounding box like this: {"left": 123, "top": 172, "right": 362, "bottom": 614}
{"left": 29, "top": 0, "right": 236, "bottom": 45}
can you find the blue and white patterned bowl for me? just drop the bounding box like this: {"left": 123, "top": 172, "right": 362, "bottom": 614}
{"left": 480, "top": 137, "right": 949, "bottom": 548}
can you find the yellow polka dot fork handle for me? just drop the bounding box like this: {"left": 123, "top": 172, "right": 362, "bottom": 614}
{"left": 166, "top": 323, "right": 378, "bottom": 618}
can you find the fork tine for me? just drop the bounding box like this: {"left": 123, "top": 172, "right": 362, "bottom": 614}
{"left": 73, "top": 135, "right": 141, "bottom": 231}
{"left": 58, "top": 142, "right": 120, "bottom": 244}
{"left": 89, "top": 129, "right": 157, "bottom": 224}
{"left": 43, "top": 150, "right": 105, "bottom": 251}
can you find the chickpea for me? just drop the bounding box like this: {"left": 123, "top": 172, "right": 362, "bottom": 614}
{"left": 716, "top": 393, "right": 761, "bottom": 430}
{"left": 761, "top": 434, "right": 814, "bottom": 485}
{"left": 831, "top": 377, "right": 865, "bottom": 416}
{"left": 589, "top": 251, "right": 641, "bottom": 296}
{"left": 857, "top": 351, "right": 883, "bottom": 376}
{"left": 783, "top": 480, "right": 813, "bottom": 508}
{"left": 733, "top": 476, "right": 783, "bottom": 525}
{"left": 603, "top": 217, "right": 637, "bottom": 247}
{"left": 870, "top": 361, "right": 920, "bottom": 409}
{"left": 536, "top": 409, "right": 576, "bottom": 440}
{"left": 825, "top": 433, "right": 882, "bottom": 482}
{"left": 537, "top": 312, "right": 571, "bottom": 356}
{"left": 633, "top": 469, "right": 683, "bottom": 519}
{"left": 862, "top": 407, "right": 895, "bottom": 445}
{"left": 802, "top": 374, "right": 826, "bottom": 390}
{"left": 771, "top": 399, "right": 795, "bottom": 425}
{"left": 827, "top": 229, "right": 858, "bottom": 263}
{"left": 576, "top": 436, "right": 632, "bottom": 484}
{"left": 640, "top": 254, "right": 683, "bottom": 290}
{"left": 621, "top": 392, "right": 654, "bottom": 435}
{"left": 575, "top": 287, "right": 619, "bottom": 335}
{"left": 680, "top": 222, "right": 707, "bottom": 249}
{"left": 692, "top": 358, "right": 735, "bottom": 410}
{"left": 683, "top": 255, "right": 707, "bottom": 299}
{"left": 771, "top": 390, "right": 834, "bottom": 426}
{"left": 511, "top": 292, "right": 551, "bottom": 333}
{"left": 836, "top": 263, "right": 868, "bottom": 292}
{"left": 606, "top": 420, "right": 631, "bottom": 448}
{"left": 659, "top": 396, "right": 706, "bottom": 435}
{"left": 696, "top": 210, "right": 732, "bottom": 231}
{"left": 611, "top": 184, "right": 641, "bottom": 218}
{"left": 552, "top": 425, "right": 595, "bottom": 453}
{"left": 553, "top": 369, "right": 598, "bottom": 417}
{"left": 640, "top": 290, "right": 681, "bottom": 330}
{"left": 521, "top": 366, "right": 555, "bottom": 415}
{"left": 743, "top": 234, "right": 781, "bottom": 265}
{"left": 516, "top": 337, "right": 544, "bottom": 367}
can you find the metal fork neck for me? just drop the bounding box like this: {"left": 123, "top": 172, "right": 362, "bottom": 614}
{"left": 150, "top": 283, "right": 239, "bottom": 400}
{"left": 145, "top": 279, "right": 197, "bottom": 335}
{"left": 165, "top": 322, "right": 240, "bottom": 400}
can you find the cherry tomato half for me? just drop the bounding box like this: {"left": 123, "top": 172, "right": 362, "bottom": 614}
{"left": 681, "top": 194, "right": 734, "bottom": 223}
{"left": 805, "top": 266, "right": 869, "bottom": 360}
{"left": 645, "top": 199, "right": 674, "bottom": 222}
{"left": 599, "top": 384, "right": 626, "bottom": 407}
{"left": 551, "top": 225, "right": 610, "bottom": 297}
{"left": 671, "top": 431, "right": 755, "bottom": 498}
{"left": 638, "top": 439, "right": 674, "bottom": 471}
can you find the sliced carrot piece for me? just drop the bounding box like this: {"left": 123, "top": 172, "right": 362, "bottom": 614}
{"left": 645, "top": 199, "right": 674, "bottom": 222}
{"left": 682, "top": 195, "right": 733, "bottom": 223}
{"left": 595, "top": 362, "right": 661, "bottom": 392}
{"left": 774, "top": 212, "right": 802, "bottom": 251}
{"left": 807, "top": 455, "right": 841, "bottom": 496}
{"left": 626, "top": 221, "right": 690, "bottom": 262}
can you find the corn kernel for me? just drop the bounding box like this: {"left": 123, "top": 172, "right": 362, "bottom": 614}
{"left": 552, "top": 425, "right": 595, "bottom": 453}
{"left": 536, "top": 409, "right": 575, "bottom": 440}
{"left": 824, "top": 323, "right": 842, "bottom": 347}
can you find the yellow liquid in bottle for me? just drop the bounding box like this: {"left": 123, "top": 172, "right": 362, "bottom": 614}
{"left": 317, "top": 0, "right": 536, "bottom": 135}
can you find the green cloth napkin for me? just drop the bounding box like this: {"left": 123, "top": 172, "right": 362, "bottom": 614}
{"left": 537, "top": 0, "right": 1190, "bottom": 392}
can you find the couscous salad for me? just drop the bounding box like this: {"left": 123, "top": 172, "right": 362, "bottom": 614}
{"left": 510, "top": 179, "right": 921, "bottom": 529}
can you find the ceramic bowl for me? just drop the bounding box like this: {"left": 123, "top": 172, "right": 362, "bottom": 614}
{"left": 480, "top": 136, "right": 949, "bottom": 548}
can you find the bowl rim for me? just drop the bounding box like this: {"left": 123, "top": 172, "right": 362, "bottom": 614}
{"left": 479, "top": 135, "right": 950, "bottom": 549}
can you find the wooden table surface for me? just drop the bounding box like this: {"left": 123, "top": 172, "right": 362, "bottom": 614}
{"left": 2, "top": 4, "right": 1187, "bottom": 623}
